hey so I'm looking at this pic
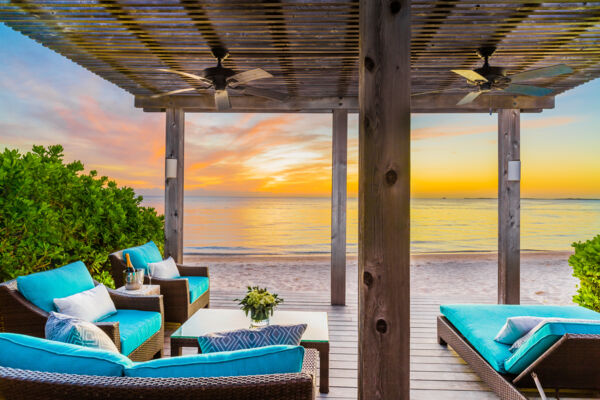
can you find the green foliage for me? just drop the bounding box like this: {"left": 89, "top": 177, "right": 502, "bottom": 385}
{"left": 570, "top": 234, "right": 600, "bottom": 311}
{"left": 0, "top": 145, "right": 164, "bottom": 287}
{"left": 235, "top": 286, "right": 284, "bottom": 321}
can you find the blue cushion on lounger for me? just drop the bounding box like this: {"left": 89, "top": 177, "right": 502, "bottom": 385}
{"left": 97, "top": 310, "right": 162, "bottom": 356}
{"left": 178, "top": 276, "right": 209, "bottom": 303}
{"left": 440, "top": 304, "right": 600, "bottom": 373}
{"left": 504, "top": 320, "right": 600, "bottom": 375}
{"left": 124, "top": 345, "right": 304, "bottom": 378}
{"left": 0, "top": 332, "right": 132, "bottom": 376}
{"left": 122, "top": 241, "right": 162, "bottom": 273}
{"left": 17, "top": 261, "right": 95, "bottom": 312}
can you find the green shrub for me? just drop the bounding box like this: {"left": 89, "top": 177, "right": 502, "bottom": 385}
{"left": 0, "top": 145, "right": 164, "bottom": 287}
{"left": 570, "top": 234, "right": 600, "bottom": 311}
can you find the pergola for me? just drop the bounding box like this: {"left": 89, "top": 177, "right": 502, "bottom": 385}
{"left": 2, "top": 1, "right": 600, "bottom": 398}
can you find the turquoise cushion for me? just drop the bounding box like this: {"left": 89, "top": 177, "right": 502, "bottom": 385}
{"left": 17, "top": 261, "right": 95, "bottom": 312}
{"left": 0, "top": 332, "right": 132, "bottom": 376}
{"left": 178, "top": 276, "right": 209, "bottom": 303}
{"left": 504, "top": 320, "right": 600, "bottom": 375}
{"left": 98, "top": 310, "right": 162, "bottom": 356}
{"left": 125, "top": 345, "right": 304, "bottom": 378}
{"left": 440, "top": 304, "right": 600, "bottom": 373}
{"left": 122, "top": 241, "right": 162, "bottom": 273}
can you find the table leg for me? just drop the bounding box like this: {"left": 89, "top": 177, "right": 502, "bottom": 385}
{"left": 170, "top": 340, "right": 183, "bottom": 357}
{"left": 319, "top": 346, "right": 329, "bottom": 393}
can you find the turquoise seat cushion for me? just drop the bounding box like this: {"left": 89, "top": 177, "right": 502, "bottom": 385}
{"left": 125, "top": 345, "right": 304, "bottom": 378}
{"left": 122, "top": 241, "right": 162, "bottom": 273}
{"left": 17, "top": 261, "right": 95, "bottom": 312}
{"left": 178, "top": 276, "right": 209, "bottom": 303}
{"left": 98, "top": 310, "right": 162, "bottom": 356}
{"left": 504, "top": 320, "right": 600, "bottom": 375}
{"left": 440, "top": 304, "right": 600, "bottom": 373}
{"left": 0, "top": 332, "right": 132, "bottom": 376}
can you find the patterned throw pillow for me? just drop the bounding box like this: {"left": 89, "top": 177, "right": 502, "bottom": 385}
{"left": 198, "top": 324, "right": 307, "bottom": 353}
{"left": 45, "top": 312, "right": 119, "bottom": 353}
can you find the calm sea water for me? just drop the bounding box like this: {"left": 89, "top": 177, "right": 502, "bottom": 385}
{"left": 140, "top": 196, "right": 600, "bottom": 255}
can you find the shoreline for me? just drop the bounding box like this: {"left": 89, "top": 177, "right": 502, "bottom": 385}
{"left": 184, "top": 249, "right": 573, "bottom": 264}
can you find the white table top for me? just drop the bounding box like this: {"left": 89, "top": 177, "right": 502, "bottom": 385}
{"left": 172, "top": 308, "right": 329, "bottom": 343}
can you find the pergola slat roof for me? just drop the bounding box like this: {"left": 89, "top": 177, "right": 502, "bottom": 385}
{"left": 1, "top": 0, "right": 600, "bottom": 108}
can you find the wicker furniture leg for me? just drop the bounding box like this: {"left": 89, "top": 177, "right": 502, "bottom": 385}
{"left": 302, "top": 341, "right": 329, "bottom": 393}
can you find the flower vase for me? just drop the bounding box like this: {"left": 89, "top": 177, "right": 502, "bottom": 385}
{"left": 250, "top": 309, "right": 270, "bottom": 328}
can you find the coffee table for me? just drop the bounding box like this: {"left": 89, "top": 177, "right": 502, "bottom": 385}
{"left": 170, "top": 308, "right": 330, "bottom": 393}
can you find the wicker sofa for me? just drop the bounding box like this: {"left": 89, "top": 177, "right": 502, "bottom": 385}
{"left": 0, "top": 348, "right": 318, "bottom": 400}
{"left": 0, "top": 270, "right": 164, "bottom": 362}
{"left": 110, "top": 246, "right": 209, "bottom": 324}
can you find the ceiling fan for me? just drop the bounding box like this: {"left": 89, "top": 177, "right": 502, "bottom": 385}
{"left": 152, "top": 47, "right": 288, "bottom": 111}
{"left": 417, "top": 47, "right": 573, "bottom": 106}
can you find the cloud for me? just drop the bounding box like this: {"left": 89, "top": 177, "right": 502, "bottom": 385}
{"left": 412, "top": 116, "right": 578, "bottom": 140}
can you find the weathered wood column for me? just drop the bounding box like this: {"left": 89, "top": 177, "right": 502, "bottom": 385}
{"left": 165, "top": 108, "right": 185, "bottom": 263}
{"left": 359, "top": 0, "right": 411, "bottom": 398}
{"left": 331, "top": 109, "right": 348, "bottom": 306}
{"left": 498, "top": 109, "right": 520, "bottom": 304}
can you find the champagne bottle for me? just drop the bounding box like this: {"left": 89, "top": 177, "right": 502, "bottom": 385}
{"left": 125, "top": 253, "right": 136, "bottom": 273}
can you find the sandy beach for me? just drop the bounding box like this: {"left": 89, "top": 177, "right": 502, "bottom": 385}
{"left": 184, "top": 250, "right": 578, "bottom": 305}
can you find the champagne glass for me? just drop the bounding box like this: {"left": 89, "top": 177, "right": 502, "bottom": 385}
{"left": 147, "top": 265, "right": 152, "bottom": 287}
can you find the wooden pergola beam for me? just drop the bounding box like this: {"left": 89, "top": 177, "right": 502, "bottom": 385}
{"left": 498, "top": 109, "right": 521, "bottom": 304}
{"left": 359, "top": 0, "right": 411, "bottom": 398}
{"left": 135, "top": 93, "right": 554, "bottom": 113}
{"left": 164, "top": 108, "right": 185, "bottom": 264}
{"left": 331, "top": 109, "right": 348, "bottom": 306}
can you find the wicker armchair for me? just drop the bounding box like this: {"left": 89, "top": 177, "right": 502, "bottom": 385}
{"left": 0, "top": 348, "right": 317, "bottom": 400}
{"left": 109, "top": 250, "right": 210, "bottom": 324}
{"left": 0, "top": 279, "right": 164, "bottom": 362}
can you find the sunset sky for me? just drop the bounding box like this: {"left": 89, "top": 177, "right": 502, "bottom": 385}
{"left": 1, "top": 24, "right": 599, "bottom": 199}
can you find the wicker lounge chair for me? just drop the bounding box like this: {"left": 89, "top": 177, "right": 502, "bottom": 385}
{"left": 437, "top": 304, "right": 600, "bottom": 400}
{"left": 0, "top": 347, "right": 317, "bottom": 400}
{"left": 0, "top": 279, "right": 164, "bottom": 362}
{"left": 110, "top": 248, "right": 210, "bottom": 324}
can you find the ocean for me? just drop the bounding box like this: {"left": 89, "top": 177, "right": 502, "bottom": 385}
{"left": 140, "top": 196, "right": 600, "bottom": 255}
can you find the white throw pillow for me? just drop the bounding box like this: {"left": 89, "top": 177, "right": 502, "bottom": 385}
{"left": 53, "top": 284, "right": 117, "bottom": 322}
{"left": 494, "top": 316, "right": 545, "bottom": 345}
{"left": 147, "top": 257, "right": 180, "bottom": 279}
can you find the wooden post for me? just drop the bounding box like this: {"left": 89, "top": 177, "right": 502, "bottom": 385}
{"left": 331, "top": 109, "right": 348, "bottom": 306}
{"left": 165, "top": 108, "right": 185, "bottom": 263}
{"left": 359, "top": 0, "right": 411, "bottom": 398}
{"left": 498, "top": 109, "right": 520, "bottom": 304}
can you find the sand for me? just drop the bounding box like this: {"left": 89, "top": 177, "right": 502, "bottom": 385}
{"left": 184, "top": 251, "right": 579, "bottom": 305}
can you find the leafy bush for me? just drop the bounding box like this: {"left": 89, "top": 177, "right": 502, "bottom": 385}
{"left": 570, "top": 234, "right": 600, "bottom": 311}
{"left": 0, "top": 145, "right": 164, "bottom": 287}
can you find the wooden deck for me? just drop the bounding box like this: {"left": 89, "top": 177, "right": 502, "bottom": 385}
{"left": 164, "top": 290, "right": 499, "bottom": 399}
{"left": 164, "top": 290, "right": 600, "bottom": 399}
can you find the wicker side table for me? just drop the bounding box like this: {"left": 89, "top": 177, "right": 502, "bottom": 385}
{"left": 115, "top": 284, "right": 160, "bottom": 296}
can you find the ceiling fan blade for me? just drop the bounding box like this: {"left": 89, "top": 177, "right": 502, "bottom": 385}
{"left": 451, "top": 69, "right": 488, "bottom": 83}
{"left": 509, "top": 64, "right": 573, "bottom": 83}
{"left": 456, "top": 91, "right": 482, "bottom": 106}
{"left": 156, "top": 68, "right": 212, "bottom": 86}
{"left": 228, "top": 68, "right": 273, "bottom": 87}
{"left": 149, "top": 87, "right": 197, "bottom": 99}
{"left": 412, "top": 89, "right": 460, "bottom": 97}
{"left": 242, "top": 86, "right": 288, "bottom": 102}
{"left": 214, "top": 89, "right": 231, "bottom": 111}
{"left": 504, "top": 84, "right": 553, "bottom": 97}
